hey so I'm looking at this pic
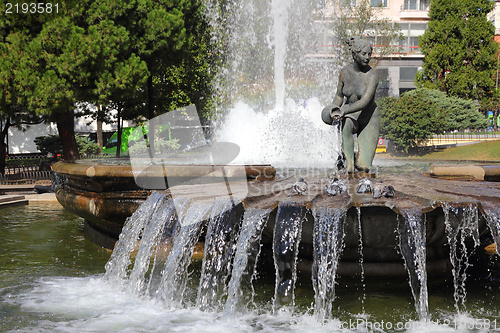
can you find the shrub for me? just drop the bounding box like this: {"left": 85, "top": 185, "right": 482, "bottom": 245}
{"left": 379, "top": 91, "right": 446, "bottom": 153}
{"left": 34, "top": 135, "right": 62, "bottom": 156}
{"left": 404, "top": 88, "right": 489, "bottom": 131}
{"left": 35, "top": 135, "right": 100, "bottom": 157}
{"left": 128, "top": 138, "right": 181, "bottom": 155}
{"left": 75, "top": 135, "right": 100, "bottom": 157}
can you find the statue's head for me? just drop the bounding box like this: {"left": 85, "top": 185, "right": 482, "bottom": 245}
{"left": 347, "top": 37, "right": 372, "bottom": 64}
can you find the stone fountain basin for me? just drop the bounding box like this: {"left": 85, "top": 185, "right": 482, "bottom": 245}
{"left": 53, "top": 161, "right": 499, "bottom": 276}
{"left": 52, "top": 161, "right": 275, "bottom": 248}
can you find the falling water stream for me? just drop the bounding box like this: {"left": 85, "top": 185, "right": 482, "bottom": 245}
{"left": 484, "top": 206, "right": 500, "bottom": 256}
{"left": 443, "top": 204, "right": 481, "bottom": 311}
{"left": 154, "top": 200, "right": 211, "bottom": 306}
{"left": 197, "top": 199, "right": 240, "bottom": 311}
{"left": 398, "top": 209, "right": 429, "bottom": 321}
{"left": 312, "top": 207, "right": 346, "bottom": 322}
{"left": 272, "top": 203, "right": 307, "bottom": 311}
{"left": 223, "top": 208, "right": 271, "bottom": 315}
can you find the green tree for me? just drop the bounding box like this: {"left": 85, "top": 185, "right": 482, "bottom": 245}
{"left": 87, "top": 0, "right": 191, "bottom": 120}
{"left": 405, "top": 88, "right": 489, "bottom": 131}
{"left": 0, "top": 1, "right": 98, "bottom": 161}
{"left": 0, "top": 0, "right": 62, "bottom": 170}
{"left": 417, "top": 0, "right": 498, "bottom": 100}
{"left": 379, "top": 91, "right": 446, "bottom": 152}
{"left": 85, "top": 0, "right": 212, "bottom": 155}
{"left": 1, "top": 0, "right": 208, "bottom": 161}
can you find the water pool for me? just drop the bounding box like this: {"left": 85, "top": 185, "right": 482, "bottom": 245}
{"left": 2, "top": 204, "right": 500, "bottom": 332}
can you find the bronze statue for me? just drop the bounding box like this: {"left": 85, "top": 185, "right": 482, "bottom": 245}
{"left": 322, "top": 37, "right": 380, "bottom": 173}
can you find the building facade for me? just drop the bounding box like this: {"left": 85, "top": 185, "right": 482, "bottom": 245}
{"left": 317, "top": 0, "right": 500, "bottom": 98}
{"left": 376, "top": 0, "right": 429, "bottom": 96}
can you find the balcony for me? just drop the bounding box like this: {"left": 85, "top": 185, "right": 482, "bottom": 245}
{"left": 400, "top": 10, "right": 429, "bottom": 20}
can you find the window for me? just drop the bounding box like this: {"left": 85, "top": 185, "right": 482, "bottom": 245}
{"left": 404, "top": 0, "right": 429, "bottom": 11}
{"left": 409, "top": 37, "right": 420, "bottom": 53}
{"left": 377, "top": 68, "right": 390, "bottom": 98}
{"left": 400, "top": 67, "right": 419, "bottom": 82}
{"left": 398, "top": 22, "right": 427, "bottom": 54}
{"left": 371, "top": 0, "right": 387, "bottom": 7}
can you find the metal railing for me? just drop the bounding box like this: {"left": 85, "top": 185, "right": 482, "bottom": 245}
{"left": 425, "top": 129, "right": 500, "bottom": 146}
{"left": 0, "top": 154, "right": 54, "bottom": 185}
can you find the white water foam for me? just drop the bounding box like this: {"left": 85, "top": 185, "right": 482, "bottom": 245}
{"left": 7, "top": 275, "right": 493, "bottom": 333}
{"left": 214, "top": 98, "right": 340, "bottom": 167}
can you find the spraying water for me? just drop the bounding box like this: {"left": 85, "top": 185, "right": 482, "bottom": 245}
{"left": 206, "top": 0, "right": 342, "bottom": 167}
{"left": 271, "top": 0, "right": 291, "bottom": 111}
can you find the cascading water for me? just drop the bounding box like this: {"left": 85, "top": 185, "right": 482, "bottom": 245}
{"left": 312, "top": 207, "right": 346, "bottom": 322}
{"left": 223, "top": 208, "right": 271, "bottom": 315}
{"left": 272, "top": 203, "right": 307, "bottom": 311}
{"left": 197, "top": 199, "right": 242, "bottom": 311}
{"left": 398, "top": 209, "right": 429, "bottom": 321}
{"left": 155, "top": 200, "right": 212, "bottom": 306}
{"left": 127, "top": 198, "right": 178, "bottom": 295}
{"left": 356, "top": 207, "right": 366, "bottom": 309}
{"left": 443, "top": 204, "right": 480, "bottom": 311}
{"left": 104, "top": 192, "right": 168, "bottom": 283}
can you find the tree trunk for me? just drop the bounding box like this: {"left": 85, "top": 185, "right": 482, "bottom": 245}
{"left": 97, "top": 120, "right": 103, "bottom": 153}
{"left": 147, "top": 75, "right": 154, "bottom": 120}
{"left": 56, "top": 110, "right": 79, "bottom": 161}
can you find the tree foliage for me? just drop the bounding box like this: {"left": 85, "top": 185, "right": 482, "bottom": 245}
{"left": 86, "top": 0, "right": 209, "bottom": 120}
{"left": 404, "top": 88, "right": 489, "bottom": 131}
{"left": 380, "top": 88, "right": 489, "bottom": 152}
{"left": 379, "top": 91, "right": 446, "bottom": 152}
{"left": 417, "top": 0, "right": 498, "bottom": 100}
{"left": 0, "top": 0, "right": 213, "bottom": 160}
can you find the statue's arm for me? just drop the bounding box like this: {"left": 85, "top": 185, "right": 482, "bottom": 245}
{"left": 331, "top": 71, "right": 345, "bottom": 108}
{"left": 341, "top": 72, "right": 378, "bottom": 116}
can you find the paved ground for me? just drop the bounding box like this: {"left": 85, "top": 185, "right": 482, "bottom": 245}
{"left": 0, "top": 184, "right": 58, "bottom": 207}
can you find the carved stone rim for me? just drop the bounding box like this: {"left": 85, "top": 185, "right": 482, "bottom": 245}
{"left": 52, "top": 161, "right": 277, "bottom": 180}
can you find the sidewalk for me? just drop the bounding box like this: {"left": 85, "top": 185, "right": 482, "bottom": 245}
{"left": 0, "top": 184, "right": 58, "bottom": 207}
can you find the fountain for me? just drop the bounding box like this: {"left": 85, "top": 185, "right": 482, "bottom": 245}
{"left": 48, "top": 0, "right": 500, "bottom": 329}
